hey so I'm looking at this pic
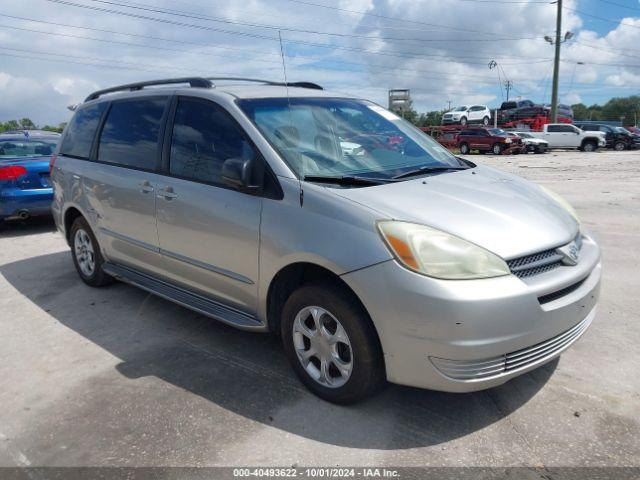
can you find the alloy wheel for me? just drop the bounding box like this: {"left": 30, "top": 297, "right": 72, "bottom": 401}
{"left": 292, "top": 306, "right": 353, "bottom": 388}
{"left": 74, "top": 228, "right": 95, "bottom": 278}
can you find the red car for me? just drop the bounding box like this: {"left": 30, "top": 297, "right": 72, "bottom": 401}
{"left": 457, "top": 127, "right": 523, "bottom": 155}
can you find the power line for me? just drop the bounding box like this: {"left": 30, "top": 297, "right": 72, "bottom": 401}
{"left": 283, "top": 0, "right": 549, "bottom": 36}
{"left": 45, "top": 0, "right": 547, "bottom": 43}
{"left": 26, "top": 3, "right": 557, "bottom": 66}
{"left": 0, "top": 23, "right": 508, "bottom": 84}
{"left": 0, "top": 14, "right": 552, "bottom": 70}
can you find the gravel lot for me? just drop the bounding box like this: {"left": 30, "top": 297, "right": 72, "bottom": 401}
{"left": 0, "top": 150, "right": 638, "bottom": 469}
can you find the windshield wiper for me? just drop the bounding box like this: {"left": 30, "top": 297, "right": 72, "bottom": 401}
{"left": 392, "top": 165, "right": 470, "bottom": 180}
{"left": 303, "top": 175, "right": 391, "bottom": 186}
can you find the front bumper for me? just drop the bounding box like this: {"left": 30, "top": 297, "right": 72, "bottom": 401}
{"left": 0, "top": 186, "right": 53, "bottom": 219}
{"left": 442, "top": 117, "right": 462, "bottom": 124}
{"left": 341, "top": 235, "right": 601, "bottom": 392}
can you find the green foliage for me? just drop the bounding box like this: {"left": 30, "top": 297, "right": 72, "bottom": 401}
{"left": 571, "top": 96, "right": 640, "bottom": 124}
{"left": 391, "top": 107, "right": 444, "bottom": 127}
{"left": 0, "top": 119, "right": 66, "bottom": 133}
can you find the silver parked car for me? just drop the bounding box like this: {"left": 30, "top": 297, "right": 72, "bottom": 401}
{"left": 51, "top": 77, "right": 601, "bottom": 404}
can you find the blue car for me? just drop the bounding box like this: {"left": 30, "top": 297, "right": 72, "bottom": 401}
{"left": 0, "top": 130, "right": 60, "bottom": 222}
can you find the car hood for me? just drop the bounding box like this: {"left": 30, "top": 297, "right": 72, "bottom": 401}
{"left": 333, "top": 165, "right": 578, "bottom": 259}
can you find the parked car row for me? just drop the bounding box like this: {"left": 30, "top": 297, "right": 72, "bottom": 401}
{"left": 573, "top": 122, "right": 640, "bottom": 151}
{"left": 452, "top": 123, "right": 608, "bottom": 155}
{"left": 441, "top": 100, "right": 574, "bottom": 127}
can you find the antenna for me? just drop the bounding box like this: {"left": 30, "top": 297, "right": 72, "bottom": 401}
{"left": 278, "top": 30, "right": 303, "bottom": 200}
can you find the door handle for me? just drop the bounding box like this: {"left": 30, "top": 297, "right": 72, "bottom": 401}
{"left": 139, "top": 180, "right": 154, "bottom": 194}
{"left": 158, "top": 186, "right": 178, "bottom": 200}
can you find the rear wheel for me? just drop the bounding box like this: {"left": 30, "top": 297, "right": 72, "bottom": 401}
{"left": 70, "top": 217, "right": 114, "bottom": 287}
{"left": 482, "top": 116, "right": 490, "bottom": 126}
{"left": 459, "top": 143, "right": 470, "bottom": 154}
{"left": 492, "top": 143, "right": 503, "bottom": 155}
{"left": 281, "top": 283, "right": 385, "bottom": 404}
{"left": 614, "top": 141, "right": 626, "bottom": 151}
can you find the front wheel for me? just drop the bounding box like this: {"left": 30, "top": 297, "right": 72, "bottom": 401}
{"left": 492, "top": 143, "right": 503, "bottom": 155}
{"left": 281, "top": 283, "right": 385, "bottom": 404}
{"left": 581, "top": 141, "right": 597, "bottom": 152}
{"left": 613, "top": 141, "right": 626, "bottom": 151}
{"left": 459, "top": 143, "right": 470, "bottom": 154}
{"left": 459, "top": 117, "right": 468, "bottom": 126}
{"left": 70, "top": 217, "right": 114, "bottom": 287}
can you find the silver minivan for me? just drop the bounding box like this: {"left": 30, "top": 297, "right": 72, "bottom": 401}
{"left": 51, "top": 77, "right": 601, "bottom": 404}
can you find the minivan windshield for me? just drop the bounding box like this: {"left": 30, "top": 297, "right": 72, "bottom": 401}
{"left": 238, "top": 97, "right": 466, "bottom": 180}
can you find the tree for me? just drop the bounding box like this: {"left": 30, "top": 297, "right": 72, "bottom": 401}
{"left": 20, "top": 118, "right": 36, "bottom": 129}
{"left": 0, "top": 120, "right": 20, "bottom": 132}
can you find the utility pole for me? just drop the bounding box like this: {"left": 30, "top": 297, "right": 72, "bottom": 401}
{"left": 545, "top": 0, "right": 573, "bottom": 123}
{"left": 551, "top": 0, "right": 562, "bottom": 123}
{"left": 447, "top": 100, "right": 452, "bottom": 111}
{"left": 504, "top": 80, "right": 513, "bottom": 101}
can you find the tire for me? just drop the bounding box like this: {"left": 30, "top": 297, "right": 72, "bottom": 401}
{"left": 482, "top": 116, "right": 490, "bottom": 126}
{"left": 492, "top": 143, "right": 503, "bottom": 155}
{"left": 613, "top": 141, "right": 626, "bottom": 151}
{"left": 70, "top": 216, "right": 114, "bottom": 287}
{"left": 459, "top": 117, "right": 468, "bottom": 126}
{"left": 281, "top": 283, "right": 385, "bottom": 404}
{"left": 536, "top": 146, "right": 547, "bottom": 154}
{"left": 581, "top": 140, "right": 597, "bottom": 152}
{"left": 459, "top": 143, "right": 470, "bottom": 155}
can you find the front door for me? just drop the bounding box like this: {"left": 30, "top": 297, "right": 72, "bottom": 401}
{"left": 155, "top": 97, "right": 262, "bottom": 314}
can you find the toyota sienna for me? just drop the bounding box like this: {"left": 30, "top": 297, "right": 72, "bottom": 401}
{"left": 51, "top": 77, "right": 601, "bottom": 404}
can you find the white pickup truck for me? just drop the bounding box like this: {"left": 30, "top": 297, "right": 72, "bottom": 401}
{"left": 530, "top": 123, "right": 606, "bottom": 151}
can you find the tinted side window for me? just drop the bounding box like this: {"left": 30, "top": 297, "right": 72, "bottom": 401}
{"left": 60, "top": 103, "right": 107, "bottom": 159}
{"left": 547, "top": 125, "right": 564, "bottom": 133}
{"left": 98, "top": 98, "right": 167, "bottom": 170}
{"left": 169, "top": 98, "right": 255, "bottom": 185}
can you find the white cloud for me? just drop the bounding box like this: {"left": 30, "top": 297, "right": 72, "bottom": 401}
{"left": 0, "top": 0, "right": 638, "bottom": 125}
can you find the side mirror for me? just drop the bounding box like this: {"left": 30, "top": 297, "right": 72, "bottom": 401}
{"left": 221, "top": 157, "right": 262, "bottom": 193}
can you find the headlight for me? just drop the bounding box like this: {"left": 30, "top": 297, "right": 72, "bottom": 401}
{"left": 505, "top": 138, "right": 512, "bottom": 143}
{"left": 377, "top": 221, "right": 510, "bottom": 280}
{"left": 539, "top": 185, "right": 580, "bottom": 224}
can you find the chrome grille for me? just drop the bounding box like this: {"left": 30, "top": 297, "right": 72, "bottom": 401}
{"left": 430, "top": 314, "right": 592, "bottom": 381}
{"left": 507, "top": 233, "right": 583, "bottom": 278}
{"left": 507, "top": 248, "right": 564, "bottom": 278}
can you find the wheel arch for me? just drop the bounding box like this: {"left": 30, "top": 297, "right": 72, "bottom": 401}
{"left": 266, "top": 262, "right": 379, "bottom": 343}
{"left": 63, "top": 206, "right": 84, "bottom": 245}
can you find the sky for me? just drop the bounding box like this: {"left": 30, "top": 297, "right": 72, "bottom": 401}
{"left": 0, "top": 0, "right": 639, "bottom": 125}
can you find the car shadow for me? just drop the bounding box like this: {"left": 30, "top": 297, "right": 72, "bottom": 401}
{"left": 0, "top": 251, "right": 557, "bottom": 450}
{"left": 0, "top": 216, "right": 56, "bottom": 238}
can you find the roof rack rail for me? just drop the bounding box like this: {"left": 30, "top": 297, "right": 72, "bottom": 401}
{"left": 207, "top": 77, "right": 323, "bottom": 90}
{"left": 85, "top": 77, "right": 212, "bottom": 102}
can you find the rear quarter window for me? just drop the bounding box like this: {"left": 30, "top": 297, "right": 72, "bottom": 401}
{"left": 60, "top": 103, "right": 107, "bottom": 159}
